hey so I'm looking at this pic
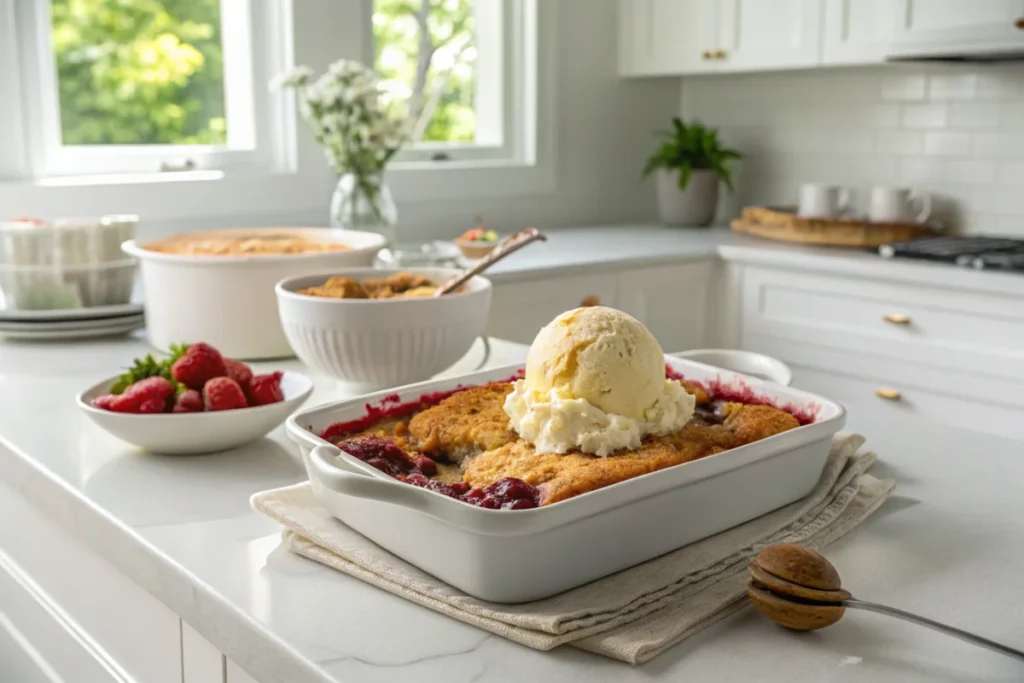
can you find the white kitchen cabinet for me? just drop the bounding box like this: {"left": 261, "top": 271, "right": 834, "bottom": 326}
{"left": 227, "top": 658, "right": 260, "bottom": 683}
{"left": 619, "top": 0, "right": 717, "bottom": 75}
{"left": 716, "top": 0, "right": 822, "bottom": 71}
{"left": 488, "top": 263, "right": 710, "bottom": 351}
{"left": 0, "top": 617, "right": 53, "bottom": 683}
{"left": 0, "top": 548, "right": 120, "bottom": 683}
{"left": 739, "top": 266, "right": 1024, "bottom": 381}
{"left": 732, "top": 261, "right": 1024, "bottom": 441}
{"left": 891, "top": 0, "right": 1024, "bottom": 52}
{"left": 787, "top": 361, "right": 1024, "bottom": 442}
{"left": 183, "top": 622, "right": 227, "bottom": 683}
{"left": 616, "top": 261, "right": 712, "bottom": 353}
{"left": 821, "top": 0, "right": 898, "bottom": 64}
{"left": 621, "top": 0, "right": 823, "bottom": 76}
{"left": 488, "top": 273, "right": 620, "bottom": 344}
{"left": 0, "top": 484, "right": 183, "bottom": 683}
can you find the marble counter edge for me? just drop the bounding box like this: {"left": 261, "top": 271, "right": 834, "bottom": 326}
{"left": 0, "top": 433, "right": 335, "bottom": 683}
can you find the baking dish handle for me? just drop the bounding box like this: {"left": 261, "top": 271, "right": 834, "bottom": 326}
{"left": 309, "top": 445, "right": 439, "bottom": 515}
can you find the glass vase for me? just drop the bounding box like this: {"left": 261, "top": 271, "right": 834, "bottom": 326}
{"left": 329, "top": 172, "right": 398, "bottom": 244}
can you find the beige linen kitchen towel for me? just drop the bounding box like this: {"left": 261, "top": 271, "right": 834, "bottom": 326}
{"left": 252, "top": 433, "right": 893, "bottom": 664}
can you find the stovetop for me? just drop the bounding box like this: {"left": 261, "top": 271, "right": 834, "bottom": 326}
{"left": 879, "top": 236, "right": 1024, "bottom": 272}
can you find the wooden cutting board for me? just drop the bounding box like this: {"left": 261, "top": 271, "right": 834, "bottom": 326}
{"left": 732, "top": 206, "right": 938, "bottom": 247}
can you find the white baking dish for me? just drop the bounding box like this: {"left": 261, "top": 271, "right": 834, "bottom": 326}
{"left": 286, "top": 357, "right": 845, "bottom": 603}
{"left": 122, "top": 228, "right": 386, "bottom": 360}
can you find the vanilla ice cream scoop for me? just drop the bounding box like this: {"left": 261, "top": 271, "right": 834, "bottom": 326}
{"left": 505, "top": 306, "right": 696, "bottom": 456}
{"left": 524, "top": 306, "right": 666, "bottom": 420}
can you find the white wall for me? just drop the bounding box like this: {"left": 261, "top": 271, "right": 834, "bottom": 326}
{"left": 0, "top": 0, "right": 680, "bottom": 243}
{"left": 680, "top": 63, "right": 1024, "bottom": 235}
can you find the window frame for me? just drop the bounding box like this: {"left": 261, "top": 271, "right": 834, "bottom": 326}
{"left": 381, "top": 0, "right": 529, "bottom": 166}
{"left": 10, "top": 0, "right": 293, "bottom": 178}
{"left": 0, "top": 0, "right": 554, "bottom": 222}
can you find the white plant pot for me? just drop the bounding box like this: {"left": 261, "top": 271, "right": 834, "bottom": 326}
{"left": 655, "top": 168, "right": 720, "bottom": 227}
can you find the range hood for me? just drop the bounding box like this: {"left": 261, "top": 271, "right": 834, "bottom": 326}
{"left": 887, "top": 44, "right": 1024, "bottom": 63}
{"left": 887, "top": 22, "right": 1024, "bottom": 63}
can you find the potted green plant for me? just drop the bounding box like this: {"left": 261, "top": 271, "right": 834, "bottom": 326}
{"left": 642, "top": 117, "right": 741, "bottom": 227}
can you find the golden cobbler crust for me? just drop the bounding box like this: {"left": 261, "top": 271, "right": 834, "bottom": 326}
{"left": 407, "top": 382, "right": 518, "bottom": 460}
{"left": 343, "top": 381, "right": 799, "bottom": 506}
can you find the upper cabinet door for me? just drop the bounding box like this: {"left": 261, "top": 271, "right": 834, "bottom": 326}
{"left": 822, "top": 0, "right": 897, "bottom": 65}
{"left": 619, "top": 0, "right": 719, "bottom": 76}
{"left": 892, "top": 0, "right": 1024, "bottom": 48}
{"left": 715, "top": 0, "right": 823, "bottom": 71}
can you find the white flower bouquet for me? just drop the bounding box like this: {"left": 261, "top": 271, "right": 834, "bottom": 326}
{"left": 272, "top": 60, "right": 410, "bottom": 227}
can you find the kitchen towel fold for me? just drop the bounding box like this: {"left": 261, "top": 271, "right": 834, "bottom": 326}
{"left": 251, "top": 432, "right": 893, "bottom": 664}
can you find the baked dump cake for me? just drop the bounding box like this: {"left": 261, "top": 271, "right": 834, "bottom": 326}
{"left": 298, "top": 272, "right": 455, "bottom": 299}
{"left": 319, "top": 307, "right": 809, "bottom": 510}
{"left": 146, "top": 231, "right": 352, "bottom": 256}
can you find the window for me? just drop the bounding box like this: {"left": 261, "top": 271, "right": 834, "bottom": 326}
{"left": 0, "top": 0, "right": 536, "bottom": 184}
{"left": 373, "top": 0, "right": 533, "bottom": 165}
{"left": 7, "top": 0, "right": 286, "bottom": 177}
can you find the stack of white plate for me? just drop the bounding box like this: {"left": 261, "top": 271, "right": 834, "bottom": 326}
{"left": 0, "top": 302, "right": 145, "bottom": 341}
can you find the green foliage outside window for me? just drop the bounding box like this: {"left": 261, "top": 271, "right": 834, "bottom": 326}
{"left": 49, "top": 0, "right": 477, "bottom": 147}
{"left": 373, "top": 0, "right": 477, "bottom": 143}
{"left": 51, "top": 0, "right": 226, "bottom": 145}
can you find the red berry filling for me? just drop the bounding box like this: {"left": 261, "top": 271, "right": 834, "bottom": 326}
{"left": 336, "top": 437, "right": 540, "bottom": 510}
{"left": 339, "top": 436, "right": 436, "bottom": 478}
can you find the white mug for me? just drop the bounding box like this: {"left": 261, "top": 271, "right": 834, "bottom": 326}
{"left": 869, "top": 187, "right": 932, "bottom": 224}
{"left": 798, "top": 183, "right": 854, "bottom": 218}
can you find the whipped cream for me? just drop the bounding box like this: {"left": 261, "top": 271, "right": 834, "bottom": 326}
{"left": 504, "top": 379, "right": 696, "bottom": 457}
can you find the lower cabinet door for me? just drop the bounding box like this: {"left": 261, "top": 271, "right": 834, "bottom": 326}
{"left": 488, "top": 274, "right": 619, "bottom": 344}
{"left": 0, "top": 546, "right": 121, "bottom": 683}
{"left": 227, "top": 658, "right": 261, "bottom": 683}
{"left": 183, "top": 621, "right": 227, "bottom": 683}
{"left": 0, "top": 484, "right": 183, "bottom": 683}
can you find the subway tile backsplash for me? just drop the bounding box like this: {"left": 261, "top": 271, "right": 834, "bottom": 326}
{"left": 680, "top": 65, "right": 1024, "bottom": 235}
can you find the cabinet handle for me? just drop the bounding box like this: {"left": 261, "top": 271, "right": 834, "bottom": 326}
{"left": 882, "top": 313, "right": 911, "bottom": 325}
{"left": 701, "top": 50, "right": 713, "bottom": 60}
{"left": 580, "top": 295, "right": 600, "bottom": 307}
{"left": 1015, "top": 16, "right": 1024, "bottom": 29}
{"left": 875, "top": 388, "right": 902, "bottom": 401}
{"left": 714, "top": 49, "right": 727, "bottom": 59}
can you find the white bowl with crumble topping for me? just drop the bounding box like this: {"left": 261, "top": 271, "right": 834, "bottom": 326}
{"left": 276, "top": 267, "right": 492, "bottom": 392}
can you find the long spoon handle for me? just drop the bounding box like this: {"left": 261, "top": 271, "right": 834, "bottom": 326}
{"left": 435, "top": 228, "right": 547, "bottom": 296}
{"left": 845, "top": 598, "right": 1024, "bottom": 663}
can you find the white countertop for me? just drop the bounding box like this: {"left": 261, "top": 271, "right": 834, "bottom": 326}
{"left": 489, "top": 225, "right": 1024, "bottom": 297}
{"left": 3, "top": 227, "right": 1024, "bottom": 682}
{"left": 2, "top": 331, "right": 1024, "bottom": 683}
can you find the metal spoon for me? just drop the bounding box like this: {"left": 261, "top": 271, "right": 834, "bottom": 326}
{"left": 434, "top": 227, "right": 547, "bottom": 296}
{"left": 747, "top": 544, "right": 1024, "bottom": 663}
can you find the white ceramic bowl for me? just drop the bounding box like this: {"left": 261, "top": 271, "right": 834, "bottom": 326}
{"left": 122, "top": 228, "right": 387, "bottom": 360}
{"left": 77, "top": 371, "right": 314, "bottom": 454}
{"left": 275, "top": 267, "right": 492, "bottom": 392}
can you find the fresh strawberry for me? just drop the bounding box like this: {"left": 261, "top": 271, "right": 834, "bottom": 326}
{"left": 138, "top": 398, "right": 168, "bottom": 414}
{"left": 203, "top": 377, "right": 249, "bottom": 412}
{"left": 225, "top": 359, "right": 253, "bottom": 388}
{"left": 171, "top": 342, "right": 228, "bottom": 390}
{"left": 247, "top": 371, "right": 284, "bottom": 406}
{"left": 92, "top": 394, "right": 118, "bottom": 411}
{"left": 172, "top": 389, "right": 204, "bottom": 413}
{"left": 108, "top": 376, "right": 175, "bottom": 414}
